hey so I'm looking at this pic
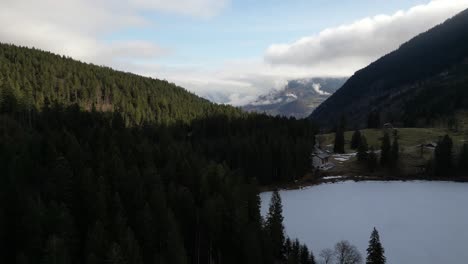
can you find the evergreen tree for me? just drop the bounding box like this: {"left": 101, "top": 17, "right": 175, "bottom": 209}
{"left": 366, "top": 228, "right": 386, "bottom": 264}
{"left": 350, "top": 130, "right": 362, "bottom": 150}
{"left": 390, "top": 136, "right": 399, "bottom": 169}
{"left": 434, "top": 135, "right": 453, "bottom": 176}
{"left": 334, "top": 116, "right": 346, "bottom": 154}
{"left": 457, "top": 144, "right": 468, "bottom": 176}
{"left": 265, "top": 190, "right": 285, "bottom": 261}
{"left": 357, "top": 135, "right": 369, "bottom": 162}
{"left": 42, "top": 235, "right": 71, "bottom": 264}
{"left": 368, "top": 147, "right": 378, "bottom": 173}
{"left": 380, "top": 133, "right": 391, "bottom": 167}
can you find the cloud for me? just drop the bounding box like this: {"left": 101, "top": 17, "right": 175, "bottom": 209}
{"left": 1, "top": 0, "right": 467, "bottom": 107}
{"left": 312, "top": 84, "right": 330, "bottom": 96}
{"left": 129, "top": 0, "right": 230, "bottom": 18}
{"left": 0, "top": 0, "right": 226, "bottom": 65}
{"left": 265, "top": 0, "right": 468, "bottom": 75}
{"left": 171, "top": 0, "right": 468, "bottom": 106}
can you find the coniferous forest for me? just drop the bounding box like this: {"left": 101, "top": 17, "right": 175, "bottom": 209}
{"left": 0, "top": 43, "right": 318, "bottom": 264}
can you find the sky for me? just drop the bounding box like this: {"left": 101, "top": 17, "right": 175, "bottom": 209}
{"left": 1, "top": 0, "right": 468, "bottom": 105}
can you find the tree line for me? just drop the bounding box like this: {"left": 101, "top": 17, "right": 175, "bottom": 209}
{"left": 267, "top": 190, "right": 387, "bottom": 264}
{"left": 0, "top": 43, "right": 319, "bottom": 263}
{"left": 430, "top": 135, "right": 468, "bottom": 177}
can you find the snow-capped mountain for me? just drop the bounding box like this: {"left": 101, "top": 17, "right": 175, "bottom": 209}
{"left": 242, "top": 77, "right": 347, "bottom": 118}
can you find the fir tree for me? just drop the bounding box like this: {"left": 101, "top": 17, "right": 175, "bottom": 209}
{"left": 366, "top": 228, "right": 386, "bottom": 264}
{"left": 434, "top": 135, "right": 453, "bottom": 176}
{"left": 265, "top": 190, "right": 285, "bottom": 261}
{"left": 350, "top": 130, "right": 362, "bottom": 150}
{"left": 368, "top": 147, "right": 378, "bottom": 172}
{"left": 458, "top": 144, "right": 468, "bottom": 176}
{"left": 357, "top": 135, "right": 369, "bottom": 162}
{"left": 390, "top": 136, "right": 399, "bottom": 169}
{"left": 380, "top": 133, "right": 391, "bottom": 167}
{"left": 334, "top": 116, "right": 346, "bottom": 154}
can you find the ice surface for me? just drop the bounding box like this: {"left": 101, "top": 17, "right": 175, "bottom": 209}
{"left": 260, "top": 181, "right": 468, "bottom": 264}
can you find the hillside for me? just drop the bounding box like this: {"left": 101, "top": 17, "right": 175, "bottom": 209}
{"left": 318, "top": 126, "right": 468, "bottom": 177}
{"left": 310, "top": 8, "right": 468, "bottom": 129}
{"left": 0, "top": 44, "right": 319, "bottom": 264}
{"left": 0, "top": 43, "right": 240, "bottom": 126}
{"left": 243, "top": 78, "right": 347, "bottom": 118}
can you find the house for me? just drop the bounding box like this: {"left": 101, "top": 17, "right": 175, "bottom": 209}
{"left": 311, "top": 145, "right": 334, "bottom": 170}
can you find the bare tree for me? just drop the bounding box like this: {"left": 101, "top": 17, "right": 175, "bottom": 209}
{"left": 334, "top": 240, "right": 362, "bottom": 264}
{"left": 319, "top": 248, "right": 334, "bottom": 264}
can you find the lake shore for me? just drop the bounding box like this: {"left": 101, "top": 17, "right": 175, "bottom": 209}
{"left": 260, "top": 173, "right": 468, "bottom": 192}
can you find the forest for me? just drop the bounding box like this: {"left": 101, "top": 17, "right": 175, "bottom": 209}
{"left": 0, "top": 43, "right": 318, "bottom": 264}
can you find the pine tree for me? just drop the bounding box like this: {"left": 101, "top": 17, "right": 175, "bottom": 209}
{"left": 368, "top": 147, "right": 378, "bottom": 172}
{"left": 366, "top": 228, "right": 386, "bottom": 264}
{"left": 265, "top": 190, "right": 285, "bottom": 261}
{"left": 457, "top": 144, "right": 468, "bottom": 176}
{"left": 42, "top": 235, "right": 71, "bottom": 264}
{"left": 357, "top": 135, "right": 369, "bottom": 162}
{"left": 350, "top": 130, "right": 362, "bottom": 150}
{"left": 299, "top": 244, "right": 309, "bottom": 264}
{"left": 390, "top": 136, "right": 399, "bottom": 169}
{"left": 434, "top": 135, "right": 453, "bottom": 176}
{"left": 380, "top": 133, "right": 391, "bottom": 167}
{"left": 334, "top": 117, "right": 346, "bottom": 154}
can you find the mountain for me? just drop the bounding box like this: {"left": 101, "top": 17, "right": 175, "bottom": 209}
{"left": 310, "top": 8, "right": 468, "bottom": 129}
{"left": 0, "top": 43, "right": 241, "bottom": 126}
{"left": 243, "top": 77, "right": 347, "bottom": 118}
{"left": 0, "top": 43, "right": 317, "bottom": 264}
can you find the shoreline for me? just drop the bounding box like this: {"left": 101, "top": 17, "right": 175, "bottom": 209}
{"left": 260, "top": 174, "right": 468, "bottom": 192}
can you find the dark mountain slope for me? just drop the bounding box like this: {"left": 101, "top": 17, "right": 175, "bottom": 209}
{"left": 0, "top": 43, "right": 240, "bottom": 126}
{"left": 0, "top": 45, "right": 318, "bottom": 263}
{"left": 310, "top": 8, "right": 468, "bottom": 129}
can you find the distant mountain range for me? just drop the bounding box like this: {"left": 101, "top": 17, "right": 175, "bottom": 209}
{"left": 310, "top": 8, "right": 468, "bottom": 129}
{"left": 242, "top": 77, "right": 347, "bottom": 118}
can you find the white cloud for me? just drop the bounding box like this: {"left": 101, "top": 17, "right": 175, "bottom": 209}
{"left": 0, "top": 0, "right": 226, "bottom": 65}
{"left": 312, "top": 83, "right": 330, "bottom": 96}
{"left": 265, "top": 0, "right": 468, "bottom": 75}
{"left": 173, "top": 0, "right": 468, "bottom": 106}
{"left": 129, "top": 0, "right": 230, "bottom": 18}
{"left": 1, "top": 0, "right": 467, "bottom": 107}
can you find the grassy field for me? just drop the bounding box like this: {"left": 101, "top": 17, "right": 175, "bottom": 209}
{"left": 320, "top": 128, "right": 467, "bottom": 151}
{"left": 317, "top": 126, "right": 468, "bottom": 177}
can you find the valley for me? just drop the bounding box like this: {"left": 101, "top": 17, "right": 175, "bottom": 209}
{"left": 3, "top": 2, "right": 468, "bottom": 264}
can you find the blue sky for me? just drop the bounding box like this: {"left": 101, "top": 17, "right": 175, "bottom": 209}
{"left": 113, "top": 0, "right": 428, "bottom": 68}
{"left": 1, "top": 0, "right": 467, "bottom": 104}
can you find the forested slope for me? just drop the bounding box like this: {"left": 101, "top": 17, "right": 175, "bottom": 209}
{"left": 0, "top": 44, "right": 317, "bottom": 264}
{"left": 0, "top": 43, "right": 240, "bottom": 126}
{"left": 310, "top": 8, "right": 468, "bottom": 129}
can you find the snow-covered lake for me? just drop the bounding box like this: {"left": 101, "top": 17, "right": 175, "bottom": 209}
{"left": 260, "top": 181, "right": 468, "bottom": 264}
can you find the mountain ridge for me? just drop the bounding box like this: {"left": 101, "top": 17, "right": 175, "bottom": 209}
{"left": 310, "top": 8, "right": 468, "bottom": 129}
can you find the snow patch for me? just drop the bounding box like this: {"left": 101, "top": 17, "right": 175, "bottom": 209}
{"left": 312, "top": 83, "right": 331, "bottom": 95}
{"left": 285, "top": 93, "right": 298, "bottom": 99}
{"left": 322, "top": 176, "right": 346, "bottom": 180}
{"left": 332, "top": 152, "right": 357, "bottom": 162}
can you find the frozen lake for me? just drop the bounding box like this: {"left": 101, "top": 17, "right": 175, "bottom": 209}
{"left": 260, "top": 181, "right": 468, "bottom": 264}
